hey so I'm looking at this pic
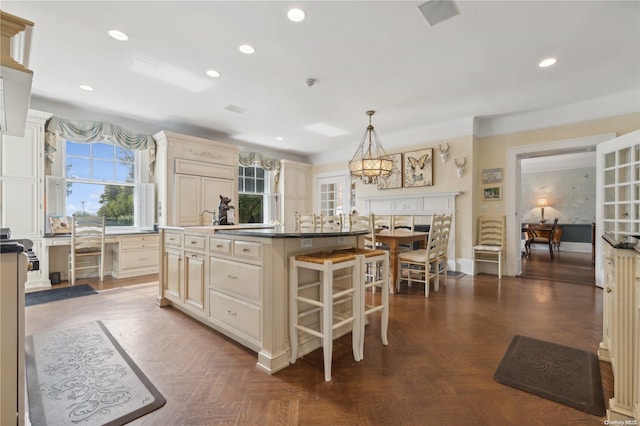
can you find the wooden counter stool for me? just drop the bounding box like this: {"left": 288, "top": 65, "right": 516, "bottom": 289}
{"left": 334, "top": 247, "right": 389, "bottom": 359}
{"left": 289, "top": 251, "right": 361, "bottom": 381}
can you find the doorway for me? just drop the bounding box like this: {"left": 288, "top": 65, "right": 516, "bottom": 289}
{"left": 505, "top": 133, "right": 615, "bottom": 282}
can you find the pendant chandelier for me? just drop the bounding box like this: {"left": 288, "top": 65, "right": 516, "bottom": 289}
{"left": 348, "top": 110, "right": 393, "bottom": 184}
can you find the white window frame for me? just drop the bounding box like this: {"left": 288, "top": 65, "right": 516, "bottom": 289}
{"left": 48, "top": 137, "right": 154, "bottom": 233}
{"left": 238, "top": 164, "right": 274, "bottom": 224}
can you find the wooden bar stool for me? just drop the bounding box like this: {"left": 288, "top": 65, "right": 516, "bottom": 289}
{"left": 289, "top": 251, "right": 362, "bottom": 381}
{"left": 333, "top": 247, "right": 389, "bottom": 359}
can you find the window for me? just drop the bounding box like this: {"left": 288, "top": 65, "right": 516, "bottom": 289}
{"left": 47, "top": 140, "right": 154, "bottom": 231}
{"left": 319, "top": 182, "right": 344, "bottom": 216}
{"left": 238, "top": 165, "right": 273, "bottom": 223}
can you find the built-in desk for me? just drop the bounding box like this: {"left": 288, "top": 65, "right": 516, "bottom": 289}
{"left": 35, "top": 231, "right": 159, "bottom": 288}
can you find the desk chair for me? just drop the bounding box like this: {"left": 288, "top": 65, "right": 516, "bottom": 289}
{"left": 69, "top": 214, "right": 106, "bottom": 285}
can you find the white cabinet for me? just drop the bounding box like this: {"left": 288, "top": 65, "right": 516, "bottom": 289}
{"left": 278, "top": 160, "right": 311, "bottom": 226}
{"left": 208, "top": 237, "right": 263, "bottom": 348}
{"left": 596, "top": 130, "right": 640, "bottom": 286}
{"left": 154, "top": 131, "right": 241, "bottom": 226}
{"left": 160, "top": 231, "right": 207, "bottom": 317}
{"left": 114, "top": 234, "right": 159, "bottom": 279}
{"left": 0, "top": 110, "right": 52, "bottom": 287}
{"left": 176, "top": 174, "right": 234, "bottom": 226}
{"left": 599, "top": 243, "right": 639, "bottom": 423}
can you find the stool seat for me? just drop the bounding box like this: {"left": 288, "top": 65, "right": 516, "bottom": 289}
{"left": 294, "top": 251, "right": 357, "bottom": 264}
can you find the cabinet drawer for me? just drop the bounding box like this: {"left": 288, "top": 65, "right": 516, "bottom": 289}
{"left": 121, "top": 240, "right": 160, "bottom": 251}
{"left": 121, "top": 249, "right": 159, "bottom": 270}
{"left": 121, "top": 234, "right": 159, "bottom": 244}
{"left": 184, "top": 234, "right": 206, "bottom": 251}
{"left": 209, "top": 291, "right": 261, "bottom": 340}
{"left": 234, "top": 240, "right": 261, "bottom": 260}
{"left": 165, "top": 232, "right": 183, "bottom": 248}
{"left": 209, "top": 237, "right": 232, "bottom": 255}
{"left": 210, "top": 258, "right": 261, "bottom": 301}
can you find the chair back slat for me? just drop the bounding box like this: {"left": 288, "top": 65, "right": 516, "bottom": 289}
{"left": 478, "top": 216, "right": 505, "bottom": 246}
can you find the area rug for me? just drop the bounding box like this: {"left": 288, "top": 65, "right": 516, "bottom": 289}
{"left": 25, "top": 321, "right": 166, "bottom": 425}
{"left": 26, "top": 284, "right": 98, "bottom": 307}
{"left": 493, "top": 335, "right": 605, "bottom": 416}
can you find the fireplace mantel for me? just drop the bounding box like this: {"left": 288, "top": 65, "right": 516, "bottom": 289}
{"left": 359, "top": 191, "right": 461, "bottom": 217}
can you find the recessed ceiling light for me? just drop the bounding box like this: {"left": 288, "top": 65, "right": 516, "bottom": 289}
{"left": 79, "top": 85, "right": 94, "bottom": 91}
{"left": 107, "top": 29, "right": 129, "bottom": 41}
{"left": 206, "top": 69, "right": 221, "bottom": 78}
{"left": 276, "top": 137, "right": 284, "bottom": 141}
{"left": 238, "top": 44, "right": 255, "bottom": 54}
{"left": 539, "top": 57, "right": 557, "bottom": 68}
{"left": 287, "top": 8, "right": 306, "bottom": 22}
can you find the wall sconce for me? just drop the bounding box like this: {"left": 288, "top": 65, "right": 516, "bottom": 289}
{"left": 438, "top": 143, "right": 449, "bottom": 163}
{"left": 537, "top": 197, "right": 550, "bottom": 223}
{"left": 454, "top": 157, "right": 467, "bottom": 178}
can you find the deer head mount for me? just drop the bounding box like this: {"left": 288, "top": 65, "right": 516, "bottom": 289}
{"left": 454, "top": 158, "right": 467, "bottom": 178}
{"left": 438, "top": 143, "right": 450, "bottom": 163}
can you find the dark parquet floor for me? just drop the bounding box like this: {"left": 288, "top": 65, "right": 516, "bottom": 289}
{"left": 25, "top": 257, "right": 611, "bottom": 425}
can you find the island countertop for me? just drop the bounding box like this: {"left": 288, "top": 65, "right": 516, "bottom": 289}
{"left": 214, "top": 225, "right": 369, "bottom": 238}
{"left": 160, "top": 224, "right": 370, "bottom": 238}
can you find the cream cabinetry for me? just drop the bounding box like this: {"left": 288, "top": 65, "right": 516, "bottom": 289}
{"left": 598, "top": 243, "right": 639, "bottom": 422}
{"left": 154, "top": 131, "right": 241, "bottom": 227}
{"left": 278, "top": 160, "right": 312, "bottom": 226}
{"left": 160, "top": 231, "right": 206, "bottom": 318}
{"left": 158, "top": 226, "right": 362, "bottom": 375}
{"left": 114, "top": 234, "right": 159, "bottom": 279}
{"left": 0, "top": 110, "right": 52, "bottom": 287}
{"left": 0, "top": 249, "right": 27, "bottom": 425}
{"left": 184, "top": 234, "right": 206, "bottom": 315}
{"left": 208, "top": 237, "right": 263, "bottom": 348}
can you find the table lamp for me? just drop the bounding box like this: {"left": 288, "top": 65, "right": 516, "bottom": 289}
{"left": 537, "top": 197, "right": 549, "bottom": 223}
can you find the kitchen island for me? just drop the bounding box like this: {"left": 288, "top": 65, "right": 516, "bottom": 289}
{"left": 157, "top": 225, "right": 368, "bottom": 374}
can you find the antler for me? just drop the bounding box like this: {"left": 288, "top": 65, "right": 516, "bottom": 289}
{"left": 455, "top": 158, "right": 467, "bottom": 168}
{"left": 454, "top": 157, "right": 467, "bottom": 178}
{"left": 438, "top": 143, "right": 450, "bottom": 163}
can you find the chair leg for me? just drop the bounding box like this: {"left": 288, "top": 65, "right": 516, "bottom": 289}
{"left": 289, "top": 259, "right": 299, "bottom": 364}
{"left": 321, "top": 263, "right": 333, "bottom": 382}
{"left": 380, "top": 256, "right": 389, "bottom": 346}
{"left": 498, "top": 251, "right": 502, "bottom": 279}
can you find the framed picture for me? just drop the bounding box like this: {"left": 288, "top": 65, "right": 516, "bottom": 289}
{"left": 403, "top": 148, "right": 433, "bottom": 188}
{"left": 377, "top": 153, "right": 403, "bottom": 189}
{"left": 482, "top": 168, "right": 503, "bottom": 184}
{"left": 482, "top": 186, "right": 502, "bottom": 201}
{"left": 48, "top": 215, "right": 71, "bottom": 234}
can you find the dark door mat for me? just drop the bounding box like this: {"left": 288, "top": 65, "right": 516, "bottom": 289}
{"left": 493, "top": 335, "right": 606, "bottom": 416}
{"left": 26, "top": 284, "right": 98, "bottom": 306}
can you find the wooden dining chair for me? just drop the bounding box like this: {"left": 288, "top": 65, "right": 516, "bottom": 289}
{"left": 396, "top": 214, "right": 445, "bottom": 296}
{"left": 526, "top": 217, "right": 560, "bottom": 258}
{"left": 472, "top": 216, "right": 505, "bottom": 279}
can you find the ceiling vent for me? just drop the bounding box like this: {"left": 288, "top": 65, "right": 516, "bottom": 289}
{"left": 224, "top": 105, "right": 246, "bottom": 114}
{"left": 417, "top": 0, "right": 460, "bottom": 27}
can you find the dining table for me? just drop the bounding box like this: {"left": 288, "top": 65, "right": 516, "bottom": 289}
{"left": 373, "top": 229, "right": 429, "bottom": 293}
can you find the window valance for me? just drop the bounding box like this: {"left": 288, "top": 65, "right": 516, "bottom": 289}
{"left": 239, "top": 151, "right": 281, "bottom": 187}
{"left": 44, "top": 116, "right": 157, "bottom": 175}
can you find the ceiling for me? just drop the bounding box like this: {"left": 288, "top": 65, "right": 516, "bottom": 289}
{"left": 4, "top": 1, "right": 640, "bottom": 164}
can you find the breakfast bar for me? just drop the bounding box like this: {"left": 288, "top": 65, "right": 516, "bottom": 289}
{"left": 157, "top": 225, "right": 368, "bottom": 374}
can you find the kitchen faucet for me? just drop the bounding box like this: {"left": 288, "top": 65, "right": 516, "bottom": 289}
{"left": 200, "top": 209, "right": 218, "bottom": 225}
